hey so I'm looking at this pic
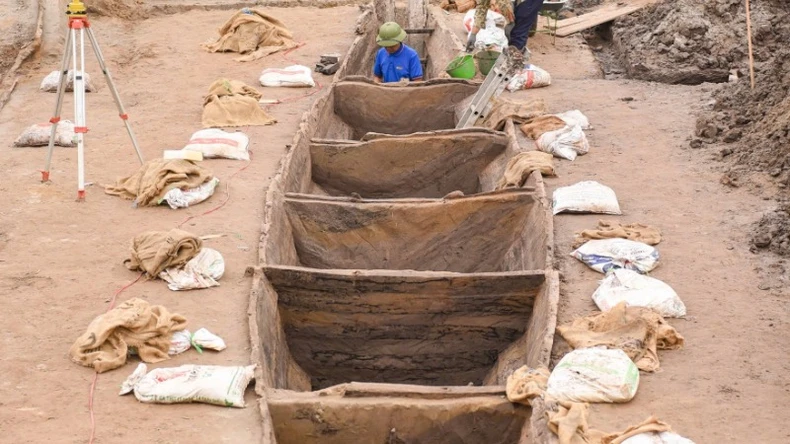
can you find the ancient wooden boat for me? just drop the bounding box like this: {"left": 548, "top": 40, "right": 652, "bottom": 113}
{"left": 249, "top": 5, "right": 559, "bottom": 443}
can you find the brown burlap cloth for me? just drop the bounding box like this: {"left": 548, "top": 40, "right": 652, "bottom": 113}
{"left": 440, "top": 0, "right": 476, "bottom": 13}
{"left": 558, "top": 302, "right": 685, "bottom": 372}
{"left": 520, "top": 115, "right": 567, "bottom": 139}
{"left": 69, "top": 298, "right": 187, "bottom": 373}
{"left": 481, "top": 97, "right": 547, "bottom": 131}
{"left": 124, "top": 229, "right": 202, "bottom": 278}
{"left": 201, "top": 8, "right": 298, "bottom": 62}
{"left": 104, "top": 159, "right": 213, "bottom": 207}
{"left": 202, "top": 78, "right": 276, "bottom": 128}
{"left": 506, "top": 366, "right": 677, "bottom": 444}
{"left": 573, "top": 220, "right": 662, "bottom": 248}
{"left": 496, "top": 151, "right": 556, "bottom": 190}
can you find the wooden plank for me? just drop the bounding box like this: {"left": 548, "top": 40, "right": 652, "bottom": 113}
{"left": 282, "top": 192, "right": 538, "bottom": 272}
{"left": 340, "top": 382, "right": 506, "bottom": 399}
{"left": 551, "top": 2, "right": 625, "bottom": 29}
{"left": 552, "top": 0, "right": 659, "bottom": 37}
{"left": 307, "top": 130, "right": 509, "bottom": 199}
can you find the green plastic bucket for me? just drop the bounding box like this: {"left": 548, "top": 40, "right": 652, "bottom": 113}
{"left": 475, "top": 50, "right": 501, "bottom": 76}
{"left": 445, "top": 54, "right": 476, "bottom": 79}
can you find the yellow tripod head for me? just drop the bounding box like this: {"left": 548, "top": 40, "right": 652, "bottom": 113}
{"left": 66, "top": 0, "right": 87, "bottom": 18}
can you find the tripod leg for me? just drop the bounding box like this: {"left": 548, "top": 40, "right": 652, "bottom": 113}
{"left": 85, "top": 27, "right": 144, "bottom": 165}
{"left": 43, "top": 28, "right": 74, "bottom": 182}
{"left": 74, "top": 27, "right": 87, "bottom": 201}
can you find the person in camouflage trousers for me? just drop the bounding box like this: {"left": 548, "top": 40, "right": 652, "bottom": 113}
{"left": 467, "top": 0, "right": 545, "bottom": 52}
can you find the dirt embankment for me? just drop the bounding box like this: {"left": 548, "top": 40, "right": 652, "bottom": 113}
{"left": 688, "top": 0, "right": 790, "bottom": 255}
{"left": 610, "top": 0, "right": 769, "bottom": 85}
{"left": 86, "top": 0, "right": 150, "bottom": 20}
{"left": 0, "top": 1, "right": 39, "bottom": 78}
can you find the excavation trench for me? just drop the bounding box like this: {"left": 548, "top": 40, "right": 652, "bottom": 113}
{"left": 251, "top": 5, "right": 558, "bottom": 443}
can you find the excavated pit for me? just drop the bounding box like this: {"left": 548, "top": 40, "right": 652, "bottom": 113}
{"left": 251, "top": 5, "right": 558, "bottom": 443}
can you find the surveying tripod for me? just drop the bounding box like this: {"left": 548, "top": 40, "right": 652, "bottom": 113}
{"left": 43, "top": 0, "right": 144, "bottom": 201}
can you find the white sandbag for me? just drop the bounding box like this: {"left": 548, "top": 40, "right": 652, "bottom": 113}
{"left": 555, "top": 110, "right": 591, "bottom": 129}
{"left": 40, "top": 70, "right": 96, "bottom": 92}
{"left": 507, "top": 64, "right": 552, "bottom": 91}
{"left": 259, "top": 65, "right": 315, "bottom": 88}
{"left": 13, "top": 121, "right": 76, "bottom": 147}
{"left": 160, "top": 248, "right": 225, "bottom": 291}
{"left": 163, "top": 177, "right": 220, "bottom": 209}
{"left": 621, "top": 431, "right": 696, "bottom": 444}
{"left": 571, "top": 239, "right": 660, "bottom": 274}
{"left": 182, "top": 128, "right": 250, "bottom": 161}
{"left": 536, "top": 124, "right": 589, "bottom": 161}
{"left": 119, "top": 363, "right": 256, "bottom": 408}
{"left": 474, "top": 27, "right": 508, "bottom": 52}
{"left": 192, "top": 328, "right": 227, "bottom": 352}
{"left": 546, "top": 347, "right": 639, "bottom": 403}
{"left": 169, "top": 330, "right": 193, "bottom": 355}
{"left": 593, "top": 269, "right": 686, "bottom": 317}
{"left": 463, "top": 9, "right": 506, "bottom": 33}
{"left": 552, "top": 181, "right": 621, "bottom": 215}
{"left": 167, "top": 327, "right": 226, "bottom": 354}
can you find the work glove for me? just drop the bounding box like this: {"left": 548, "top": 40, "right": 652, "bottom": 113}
{"left": 465, "top": 33, "right": 477, "bottom": 52}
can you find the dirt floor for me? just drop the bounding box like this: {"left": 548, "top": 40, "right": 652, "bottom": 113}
{"left": 0, "top": 4, "right": 359, "bottom": 443}
{"left": 2, "top": 1, "right": 790, "bottom": 444}
{"left": 523, "top": 31, "right": 790, "bottom": 444}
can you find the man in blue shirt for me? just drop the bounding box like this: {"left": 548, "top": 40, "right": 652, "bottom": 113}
{"left": 373, "top": 22, "right": 423, "bottom": 83}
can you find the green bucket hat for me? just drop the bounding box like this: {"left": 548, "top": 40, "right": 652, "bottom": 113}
{"left": 377, "top": 22, "right": 407, "bottom": 47}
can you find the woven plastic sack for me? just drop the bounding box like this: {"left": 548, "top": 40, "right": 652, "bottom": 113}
{"left": 555, "top": 110, "right": 591, "bottom": 129}
{"left": 621, "top": 432, "right": 696, "bottom": 444}
{"left": 553, "top": 181, "right": 621, "bottom": 215}
{"left": 507, "top": 64, "right": 551, "bottom": 91}
{"left": 546, "top": 347, "right": 639, "bottom": 403}
{"left": 183, "top": 128, "right": 250, "bottom": 161}
{"left": 40, "top": 70, "right": 96, "bottom": 92}
{"left": 168, "top": 328, "right": 227, "bottom": 354}
{"left": 14, "top": 121, "right": 76, "bottom": 147}
{"left": 162, "top": 177, "right": 220, "bottom": 209}
{"left": 119, "top": 363, "right": 255, "bottom": 407}
{"left": 474, "top": 27, "right": 508, "bottom": 52}
{"left": 593, "top": 269, "right": 686, "bottom": 317}
{"left": 259, "top": 65, "right": 315, "bottom": 88}
{"left": 536, "top": 124, "right": 589, "bottom": 161}
{"left": 572, "top": 239, "right": 660, "bottom": 274}
{"left": 160, "top": 248, "right": 225, "bottom": 291}
{"left": 169, "top": 330, "right": 193, "bottom": 355}
{"left": 463, "top": 9, "right": 506, "bottom": 33}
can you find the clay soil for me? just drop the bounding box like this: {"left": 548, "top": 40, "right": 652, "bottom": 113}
{"left": 1, "top": 2, "right": 789, "bottom": 444}
{"left": 0, "top": 3, "right": 360, "bottom": 443}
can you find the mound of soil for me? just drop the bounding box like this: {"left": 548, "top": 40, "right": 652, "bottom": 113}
{"left": 610, "top": 0, "right": 764, "bottom": 84}
{"left": 86, "top": 0, "right": 149, "bottom": 20}
{"left": 687, "top": 0, "right": 790, "bottom": 256}
{"left": 0, "top": 0, "right": 38, "bottom": 77}
{"left": 693, "top": 0, "right": 789, "bottom": 182}
{"left": 569, "top": 0, "right": 604, "bottom": 13}
{"left": 752, "top": 203, "right": 790, "bottom": 257}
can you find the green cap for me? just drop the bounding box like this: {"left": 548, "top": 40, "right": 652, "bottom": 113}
{"left": 377, "top": 22, "right": 407, "bottom": 47}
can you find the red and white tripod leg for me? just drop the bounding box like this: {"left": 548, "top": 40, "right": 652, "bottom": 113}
{"left": 42, "top": 28, "right": 74, "bottom": 182}
{"left": 73, "top": 25, "right": 88, "bottom": 201}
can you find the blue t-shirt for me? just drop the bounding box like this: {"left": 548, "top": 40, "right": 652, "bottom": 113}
{"left": 373, "top": 44, "right": 423, "bottom": 83}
